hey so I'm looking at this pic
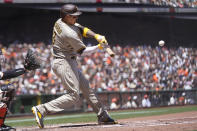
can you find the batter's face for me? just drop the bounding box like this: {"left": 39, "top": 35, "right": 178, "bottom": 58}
{"left": 64, "top": 15, "right": 78, "bottom": 25}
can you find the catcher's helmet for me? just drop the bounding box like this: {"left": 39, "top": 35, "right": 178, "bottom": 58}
{"left": 60, "top": 4, "right": 82, "bottom": 18}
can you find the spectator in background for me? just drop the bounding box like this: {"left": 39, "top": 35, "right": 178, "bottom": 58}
{"left": 142, "top": 94, "right": 151, "bottom": 108}
{"left": 107, "top": 0, "right": 197, "bottom": 8}
{"left": 178, "top": 92, "right": 185, "bottom": 105}
{"left": 122, "top": 96, "right": 132, "bottom": 108}
{"left": 184, "top": 81, "right": 192, "bottom": 90}
{"left": 110, "top": 97, "right": 120, "bottom": 109}
{"left": 131, "top": 95, "right": 139, "bottom": 108}
{"left": 152, "top": 94, "right": 160, "bottom": 106}
{"left": 169, "top": 94, "right": 176, "bottom": 105}
{"left": 193, "top": 68, "right": 197, "bottom": 88}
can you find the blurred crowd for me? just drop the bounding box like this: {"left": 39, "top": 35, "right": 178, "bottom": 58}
{"left": 109, "top": 91, "right": 194, "bottom": 110}
{"left": 105, "top": 0, "right": 197, "bottom": 8}
{"left": 0, "top": 42, "right": 196, "bottom": 95}
{"left": 150, "top": 0, "right": 197, "bottom": 7}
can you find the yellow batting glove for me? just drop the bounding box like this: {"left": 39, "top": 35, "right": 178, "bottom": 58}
{"left": 97, "top": 43, "right": 104, "bottom": 50}
{"left": 97, "top": 42, "right": 109, "bottom": 50}
{"left": 83, "top": 27, "right": 90, "bottom": 37}
{"left": 94, "top": 34, "right": 107, "bottom": 44}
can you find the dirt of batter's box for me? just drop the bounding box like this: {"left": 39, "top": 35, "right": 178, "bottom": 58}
{"left": 18, "top": 111, "right": 197, "bottom": 131}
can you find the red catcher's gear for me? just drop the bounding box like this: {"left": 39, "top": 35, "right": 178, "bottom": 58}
{"left": 0, "top": 107, "right": 7, "bottom": 127}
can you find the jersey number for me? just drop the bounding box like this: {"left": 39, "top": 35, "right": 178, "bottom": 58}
{"left": 52, "top": 23, "right": 62, "bottom": 45}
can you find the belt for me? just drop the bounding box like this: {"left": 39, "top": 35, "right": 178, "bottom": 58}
{"left": 54, "top": 56, "right": 76, "bottom": 60}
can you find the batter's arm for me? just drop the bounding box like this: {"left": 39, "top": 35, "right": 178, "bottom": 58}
{"left": 74, "top": 23, "right": 96, "bottom": 38}
{"left": 75, "top": 23, "right": 115, "bottom": 57}
{"left": 75, "top": 23, "right": 108, "bottom": 50}
{"left": 81, "top": 45, "right": 99, "bottom": 56}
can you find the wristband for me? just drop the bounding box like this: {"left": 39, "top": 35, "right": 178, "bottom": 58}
{"left": 83, "top": 27, "right": 90, "bottom": 37}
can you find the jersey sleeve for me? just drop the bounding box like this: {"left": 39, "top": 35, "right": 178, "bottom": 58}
{"left": 60, "top": 23, "right": 86, "bottom": 54}
{"left": 66, "top": 36, "right": 86, "bottom": 54}
{"left": 0, "top": 72, "right": 3, "bottom": 79}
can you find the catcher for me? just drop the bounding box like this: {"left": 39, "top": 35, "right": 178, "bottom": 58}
{"left": 0, "top": 48, "right": 41, "bottom": 131}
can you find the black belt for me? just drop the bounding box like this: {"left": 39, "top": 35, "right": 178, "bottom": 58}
{"left": 54, "top": 56, "right": 76, "bottom": 60}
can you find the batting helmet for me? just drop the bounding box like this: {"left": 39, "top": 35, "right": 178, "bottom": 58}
{"left": 60, "top": 4, "right": 82, "bottom": 18}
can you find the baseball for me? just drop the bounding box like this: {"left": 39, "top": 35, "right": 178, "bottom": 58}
{"left": 158, "top": 40, "right": 165, "bottom": 47}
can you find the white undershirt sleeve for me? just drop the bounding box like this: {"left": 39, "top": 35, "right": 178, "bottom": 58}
{"left": 0, "top": 71, "right": 3, "bottom": 79}
{"left": 81, "top": 45, "right": 99, "bottom": 56}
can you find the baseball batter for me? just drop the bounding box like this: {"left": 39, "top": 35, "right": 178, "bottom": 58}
{"left": 32, "top": 4, "right": 117, "bottom": 129}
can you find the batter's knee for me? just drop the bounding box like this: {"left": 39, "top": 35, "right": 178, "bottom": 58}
{"left": 70, "top": 92, "right": 80, "bottom": 102}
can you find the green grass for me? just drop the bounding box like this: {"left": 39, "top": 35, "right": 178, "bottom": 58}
{"left": 5, "top": 105, "right": 197, "bottom": 127}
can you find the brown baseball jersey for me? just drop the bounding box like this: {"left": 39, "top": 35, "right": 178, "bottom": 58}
{"left": 52, "top": 18, "right": 86, "bottom": 58}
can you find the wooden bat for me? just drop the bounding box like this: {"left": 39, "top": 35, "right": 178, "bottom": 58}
{"left": 106, "top": 46, "right": 115, "bottom": 57}
{"left": 99, "top": 41, "right": 115, "bottom": 57}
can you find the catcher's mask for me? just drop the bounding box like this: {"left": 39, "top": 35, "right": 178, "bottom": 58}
{"left": 0, "top": 84, "right": 15, "bottom": 104}
{"left": 60, "top": 4, "right": 82, "bottom": 19}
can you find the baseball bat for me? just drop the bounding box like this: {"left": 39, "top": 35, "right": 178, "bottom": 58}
{"left": 106, "top": 47, "right": 115, "bottom": 57}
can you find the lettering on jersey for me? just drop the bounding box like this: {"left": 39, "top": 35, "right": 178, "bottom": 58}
{"left": 52, "top": 23, "right": 62, "bottom": 45}
{"left": 52, "top": 30, "right": 56, "bottom": 45}
{"left": 55, "top": 23, "right": 62, "bottom": 35}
